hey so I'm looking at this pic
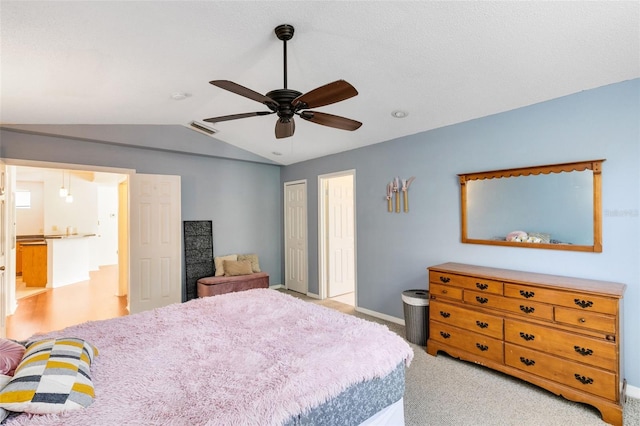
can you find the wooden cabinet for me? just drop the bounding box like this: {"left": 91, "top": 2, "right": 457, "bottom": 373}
{"left": 21, "top": 242, "right": 47, "bottom": 287}
{"left": 427, "top": 262, "right": 625, "bottom": 425}
{"left": 16, "top": 242, "right": 23, "bottom": 275}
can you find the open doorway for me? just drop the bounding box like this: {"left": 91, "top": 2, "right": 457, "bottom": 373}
{"left": 7, "top": 162, "right": 129, "bottom": 339}
{"left": 318, "top": 170, "right": 356, "bottom": 307}
{"left": 2, "top": 160, "right": 182, "bottom": 340}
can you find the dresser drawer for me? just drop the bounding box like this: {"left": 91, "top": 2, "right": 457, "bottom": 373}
{"left": 429, "top": 283, "right": 463, "bottom": 301}
{"left": 430, "top": 271, "right": 503, "bottom": 294}
{"left": 464, "top": 290, "right": 554, "bottom": 321}
{"left": 505, "top": 344, "right": 617, "bottom": 401}
{"left": 504, "top": 284, "right": 617, "bottom": 314}
{"left": 555, "top": 307, "right": 616, "bottom": 334}
{"left": 504, "top": 319, "right": 617, "bottom": 371}
{"left": 430, "top": 300, "right": 504, "bottom": 339}
{"left": 430, "top": 322, "right": 504, "bottom": 363}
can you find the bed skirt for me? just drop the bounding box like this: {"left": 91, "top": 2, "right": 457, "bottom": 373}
{"left": 283, "top": 362, "right": 405, "bottom": 425}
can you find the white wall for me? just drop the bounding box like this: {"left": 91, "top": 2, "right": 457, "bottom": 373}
{"left": 94, "top": 185, "right": 118, "bottom": 266}
{"left": 15, "top": 181, "right": 44, "bottom": 235}
{"left": 43, "top": 171, "right": 98, "bottom": 236}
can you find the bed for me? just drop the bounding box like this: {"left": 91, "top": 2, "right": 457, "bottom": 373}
{"left": 1, "top": 289, "right": 413, "bottom": 425}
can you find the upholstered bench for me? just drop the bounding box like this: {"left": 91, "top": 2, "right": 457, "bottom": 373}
{"left": 197, "top": 272, "right": 269, "bottom": 297}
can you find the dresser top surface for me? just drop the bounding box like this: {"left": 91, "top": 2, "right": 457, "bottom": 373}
{"left": 429, "top": 262, "right": 626, "bottom": 298}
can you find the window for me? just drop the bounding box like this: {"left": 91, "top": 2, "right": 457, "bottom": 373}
{"left": 16, "top": 190, "right": 31, "bottom": 209}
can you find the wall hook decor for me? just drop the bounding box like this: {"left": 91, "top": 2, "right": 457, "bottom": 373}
{"left": 393, "top": 177, "right": 400, "bottom": 212}
{"left": 402, "top": 176, "right": 415, "bottom": 212}
{"left": 385, "top": 176, "right": 415, "bottom": 213}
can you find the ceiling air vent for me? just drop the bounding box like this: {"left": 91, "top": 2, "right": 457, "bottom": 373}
{"left": 186, "top": 121, "right": 218, "bottom": 136}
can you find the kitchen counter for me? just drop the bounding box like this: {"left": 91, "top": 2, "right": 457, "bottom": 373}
{"left": 19, "top": 241, "right": 47, "bottom": 246}
{"left": 16, "top": 235, "right": 46, "bottom": 242}
{"left": 44, "top": 233, "right": 96, "bottom": 239}
{"left": 45, "top": 234, "right": 96, "bottom": 288}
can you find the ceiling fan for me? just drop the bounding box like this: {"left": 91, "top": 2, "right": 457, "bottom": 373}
{"left": 204, "top": 24, "right": 362, "bottom": 139}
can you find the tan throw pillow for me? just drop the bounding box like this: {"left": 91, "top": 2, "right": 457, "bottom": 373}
{"left": 237, "top": 254, "right": 261, "bottom": 273}
{"left": 223, "top": 260, "right": 253, "bottom": 277}
{"left": 214, "top": 254, "right": 237, "bottom": 276}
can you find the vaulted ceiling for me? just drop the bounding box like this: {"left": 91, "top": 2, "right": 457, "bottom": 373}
{"left": 1, "top": 1, "right": 638, "bottom": 165}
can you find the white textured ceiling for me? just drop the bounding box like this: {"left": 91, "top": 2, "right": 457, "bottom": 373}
{"left": 1, "top": 1, "right": 639, "bottom": 165}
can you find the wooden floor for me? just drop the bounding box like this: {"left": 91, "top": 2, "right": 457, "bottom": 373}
{"left": 6, "top": 265, "right": 128, "bottom": 341}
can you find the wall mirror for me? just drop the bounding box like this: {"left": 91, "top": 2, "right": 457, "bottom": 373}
{"left": 459, "top": 160, "right": 604, "bottom": 252}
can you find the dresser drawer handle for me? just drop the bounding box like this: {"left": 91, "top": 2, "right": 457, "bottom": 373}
{"left": 439, "top": 276, "right": 451, "bottom": 283}
{"left": 441, "top": 289, "right": 448, "bottom": 294}
{"left": 574, "top": 299, "right": 593, "bottom": 309}
{"left": 579, "top": 318, "right": 586, "bottom": 323}
{"left": 475, "top": 296, "right": 488, "bottom": 304}
{"left": 519, "top": 332, "right": 535, "bottom": 341}
{"left": 574, "top": 346, "right": 593, "bottom": 356}
{"left": 476, "top": 282, "right": 488, "bottom": 290}
{"left": 519, "top": 357, "right": 535, "bottom": 366}
{"left": 606, "top": 335, "right": 616, "bottom": 342}
{"left": 519, "top": 305, "right": 535, "bottom": 314}
{"left": 475, "top": 343, "right": 488, "bottom": 351}
{"left": 519, "top": 290, "right": 535, "bottom": 298}
{"left": 574, "top": 374, "right": 594, "bottom": 385}
{"left": 475, "top": 321, "right": 488, "bottom": 329}
{"left": 439, "top": 331, "right": 451, "bottom": 339}
{"left": 439, "top": 311, "right": 451, "bottom": 318}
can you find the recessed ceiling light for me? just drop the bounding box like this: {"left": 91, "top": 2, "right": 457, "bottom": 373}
{"left": 272, "top": 151, "right": 283, "bottom": 156}
{"left": 391, "top": 110, "right": 408, "bottom": 118}
{"left": 171, "top": 92, "right": 190, "bottom": 100}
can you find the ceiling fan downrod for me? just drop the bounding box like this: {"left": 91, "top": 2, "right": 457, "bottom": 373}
{"left": 275, "top": 24, "right": 294, "bottom": 89}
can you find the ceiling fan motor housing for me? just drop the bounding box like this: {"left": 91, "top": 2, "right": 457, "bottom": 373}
{"left": 266, "top": 88, "right": 302, "bottom": 119}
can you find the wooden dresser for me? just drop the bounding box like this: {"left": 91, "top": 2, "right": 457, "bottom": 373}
{"left": 427, "top": 262, "right": 626, "bottom": 425}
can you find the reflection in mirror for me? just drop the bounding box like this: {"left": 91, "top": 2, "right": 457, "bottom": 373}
{"left": 459, "top": 160, "right": 603, "bottom": 252}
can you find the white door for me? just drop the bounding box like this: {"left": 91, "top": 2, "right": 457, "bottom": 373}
{"left": 0, "top": 162, "right": 6, "bottom": 337}
{"left": 327, "top": 175, "right": 355, "bottom": 297}
{"left": 129, "top": 173, "right": 182, "bottom": 314}
{"left": 284, "top": 181, "right": 307, "bottom": 294}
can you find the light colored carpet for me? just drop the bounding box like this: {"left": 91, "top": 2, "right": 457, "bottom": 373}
{"left": 280, "top": 289, "right": 640, "bottom": 426}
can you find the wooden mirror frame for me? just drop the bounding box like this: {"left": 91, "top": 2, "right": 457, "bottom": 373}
{"left": 459, "top": 159, "right": 604, "bottom": 252}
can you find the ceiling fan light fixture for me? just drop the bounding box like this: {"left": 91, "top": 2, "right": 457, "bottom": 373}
{"left": 391, "top": 110, "right": 408, "bottom": 118}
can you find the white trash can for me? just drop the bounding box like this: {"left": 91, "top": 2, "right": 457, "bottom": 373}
{"left": 401, "top": 290, "right": 430, "bottom": 346}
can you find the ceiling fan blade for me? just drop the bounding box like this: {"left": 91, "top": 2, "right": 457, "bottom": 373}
{"left": 275, "top": 118, "right": 295, "bottom": 139}
{"left": 210, "top": 80, "right": 278, "bottom": 108}
{"left": 292, "top": 80, "right": 358, "bottom": 110}
{"left": 203, "top": 111, "right": 273, "bottom": 123}
{"left": 299, "top": 111, "right": 362, "bottom": 131}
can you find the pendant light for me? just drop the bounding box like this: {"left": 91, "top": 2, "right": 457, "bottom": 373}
{"left": 59, "top": 170, "right": 68, "bottom": 197}
{"left": 65, "top": 173, "right": 73, "bottom": 203}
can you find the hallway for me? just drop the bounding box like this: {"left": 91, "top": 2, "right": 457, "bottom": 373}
{"left": 6, "top": 265, "right": 128, "bottom": 341}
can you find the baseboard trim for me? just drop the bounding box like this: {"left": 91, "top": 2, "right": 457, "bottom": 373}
{"left": 355, "top": 306, "right": 405, "bottom": 326}
{"left": 627, "top": 383, "right": 640, "bottom": 400}
{"left": 306, "top": 292, "right": 320, "bottom": 299}
{"left": 269, "top": 284, "right": 284, "bottom": 290}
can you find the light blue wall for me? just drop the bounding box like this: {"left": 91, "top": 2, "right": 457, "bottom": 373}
{"left": 0, "top": 130, "right": 283, "bottom": 298}
{"left": 281, "top": 79, "right": 640, "bottom": 386}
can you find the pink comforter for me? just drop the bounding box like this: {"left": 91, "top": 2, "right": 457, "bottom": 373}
{"left": 5, "top": 289, "right": 412, "bottom": 425}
